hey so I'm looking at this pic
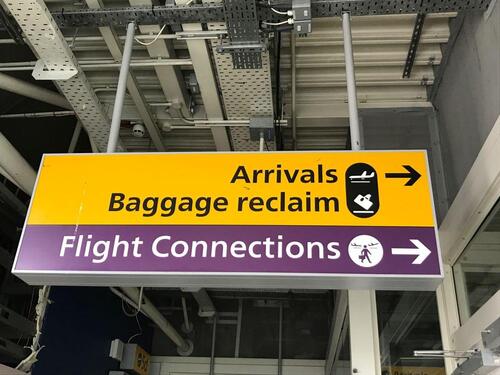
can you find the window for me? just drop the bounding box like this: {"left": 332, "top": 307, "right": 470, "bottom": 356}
{"left": 453, "top": 199, "right": 500, "bottom": 322}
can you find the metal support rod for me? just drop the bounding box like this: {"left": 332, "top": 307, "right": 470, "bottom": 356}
{"left": 342, "top": 12, "right": 361, "bottom": 151}
{"left": 291, "top": 33, "right": 297, "bottom": 150}
{"left": 235, "top": 299, "right": 242, "bottom": 358}
{"left": 106, "top": 22, "right": 135, "bottom": 153}
{"left": 278, "top": 302, "right": 283, "bottom": 375}
{"left": 68, "top": 121, "right": 82, "bottom": 153}
{"left": 181, "top": 296, "right": 192, "bottom": 332}
{"left": 209, "top": 314, "right": 217, "bottom": 375}
{"left": 259, "top": 131, "right": 265, "bottom": 152}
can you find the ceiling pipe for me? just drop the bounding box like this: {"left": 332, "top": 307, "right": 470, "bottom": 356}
{"left": 0, "top": 72, "right": 72, "bottom": 110}
{"left": 0, "top": 132, "right": 36, "bottom": 195}
{"left": 0, "top": 111, "right": 75, "bottom": 119}
{"left": 0, "top": 58, "right": 192, "bottom": 72}
{"left": 291, "top": 32, "right": 297, "bottom": 150}
{"left": 120, "top": 287, "right": 193, "bottom": 355}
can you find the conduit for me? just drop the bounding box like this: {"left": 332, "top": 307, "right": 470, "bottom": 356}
{"left": 0, "top": 111, "right": 75, "bottom": 119}
{"left": 342, "top": 12, "right": 361, "bottom": 150}
{"left": 0, "top": 132, "right": 36, "bottom": 195}
{"left": 291, "top": 33, "right": 297, "bottom": 150}
{"left": 0, "top": 72, "right": 71, "bottom": 110}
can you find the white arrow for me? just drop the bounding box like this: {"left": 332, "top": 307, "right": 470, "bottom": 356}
{"left": 391, "top": 239, "right": 431, "bottom": 265}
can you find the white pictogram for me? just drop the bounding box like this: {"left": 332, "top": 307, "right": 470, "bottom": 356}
{"left": 348, "top": 235, "right": 384, "bottom": 268}
{"left": 353, "top": 194, "right": 374, "bottom": 213}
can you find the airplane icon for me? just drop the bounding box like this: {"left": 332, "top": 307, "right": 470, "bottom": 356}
{"left": 349, "top": 171, "right": 375, "bottom": 183}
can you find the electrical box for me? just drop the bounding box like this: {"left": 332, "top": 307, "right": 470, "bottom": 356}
{"left": 249, "top": 116, "right": 274, "bottom": 141}
{"left": 292, "top": 0, "right": 312, "bottom": 35}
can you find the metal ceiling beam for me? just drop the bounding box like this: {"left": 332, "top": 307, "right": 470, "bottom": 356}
{"left": 0, "top": 132, "right": 36, "bottom": 195}
{"left": 2, "top": 0, "right": 123, "bottom": 152}
{"left": 176, "top": 0, "right": 231, "bottom": 151}
{"left": 49, "top": 0, "right": 491, "bottom": 29}
{"left": 86, "top": 0, "right": 166, "bottom": 151}
{"left": 0, "top": 72, "right": 71, "bottom": 109}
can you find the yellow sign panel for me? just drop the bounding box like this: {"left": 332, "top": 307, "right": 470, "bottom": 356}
{"left": 28, "top": 151, "right": 434, "bottom": 227}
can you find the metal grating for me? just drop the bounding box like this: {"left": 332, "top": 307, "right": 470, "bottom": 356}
{"left": 56, "top": 74, "right": 120, "bottom": 151}
{"left": 210, "top": 41, "right": 275, "bottom": 150}
{"left": 206, "top": 0, "right": 275, "bottom": 151}
{"left": 3, "top": 0, "right": 121, "bottom": 151}
{"left": 5, "top": 0, "right": 77, "bottom": 80}
{"left": 213, "top": 50, "right": 273, "bottom": 118}
{"left": 308, "top": 0, "right": 490, "bottom": 17}
{"left": 223, "top": 0, "right": 262, "bottom": 69}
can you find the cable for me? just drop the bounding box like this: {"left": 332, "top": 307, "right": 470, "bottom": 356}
{"left": 178, "top": 108, "right": 195, "bottom": 124}
{"left": 134, "top": 24, "right": 167, "bottom": 46}
{"left": 262, "top": 19, "right": 293, "bottom": 26}
{"left": 120, "top": 286, "right": 144, "bottom": 317}
{"left": 127, "top": 313, "right": 143, "bottom": 343}
{"left": 271, "top": 7, "right": 292, "bottom": 16}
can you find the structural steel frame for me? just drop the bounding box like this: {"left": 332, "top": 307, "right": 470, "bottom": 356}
{"left": 46, "top": 0, "right": 491, "bottom": 28}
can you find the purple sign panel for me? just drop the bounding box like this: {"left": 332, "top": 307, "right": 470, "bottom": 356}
{"left": 14, "top": 224, "right": 442, "bottom": 290}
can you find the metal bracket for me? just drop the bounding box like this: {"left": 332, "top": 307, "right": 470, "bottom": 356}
{"left": 33, "top": 59, "right": 78, "bottom": 80}
{"left": 403, "top": 13, "right": 426, "bottom": 78}
{"left": 222, "top": 0, "right": 263, "bottom": 69}
{"left": 292, "top": 0, "right": 312, "bottom": 35}
{"left": 216, "top": 43, "right": 267, "bottom": 54}
{"left": 482, "top": 317, "right": 500, "bottom": 353}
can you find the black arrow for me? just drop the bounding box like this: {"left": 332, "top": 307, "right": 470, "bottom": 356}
{"left": 385, "top": 165, "right": 421, "bottom": 186}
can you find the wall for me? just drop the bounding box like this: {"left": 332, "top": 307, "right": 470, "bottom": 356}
{"left": 361, "top": 109, "right": 447, "bottom": 222}
{"left": 434, "top": 2, "right": 500, "bottom": 201}
{"left": 32, "top": 287, "right": 153, "bottom": 375}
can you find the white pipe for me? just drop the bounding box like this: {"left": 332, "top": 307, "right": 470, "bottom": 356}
{"left": 120, "top": 287, "right": 190, "bottom": 352}
{"left": 0, "top": 30, "right": 225, "bottom": 45}
{"left": 0, "top": 73, "right": 72, "bottom": 110}
{"left": 342, "top": 12, "right": 361, "bottom": 151}
{"left": 0, "top": 59, "right": 192, "bottom": 72}
{"left": 0, "top": 132, "right": 36, "bottom": 195}
{"left": 291, "top": 33, "right": 297, "bottom": 150}
{"left": 259, "top": 131, "right": 265, "bottom": 152}
{"left": 107, "top": 22, "right": 135, "bottom": 153}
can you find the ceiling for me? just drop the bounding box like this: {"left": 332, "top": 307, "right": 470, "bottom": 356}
{"left": 0, "top": 0, "right": 460, "bottom": 154}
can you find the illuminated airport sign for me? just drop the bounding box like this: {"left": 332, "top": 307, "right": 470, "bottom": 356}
{"left": 13, "top": 151, "right": 442, "bottom": 289}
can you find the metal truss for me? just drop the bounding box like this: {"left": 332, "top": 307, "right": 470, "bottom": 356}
{"left": 49, "top": 0, "right": 491, "bottom": 28}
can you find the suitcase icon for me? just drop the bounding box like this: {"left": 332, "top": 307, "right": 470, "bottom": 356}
{"left": 353, "top": 194, "right": 374, "bottom": 211}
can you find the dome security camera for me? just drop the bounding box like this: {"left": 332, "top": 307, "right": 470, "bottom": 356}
{"left": 132, "top": 122, "right": 146, "bottom": 138}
